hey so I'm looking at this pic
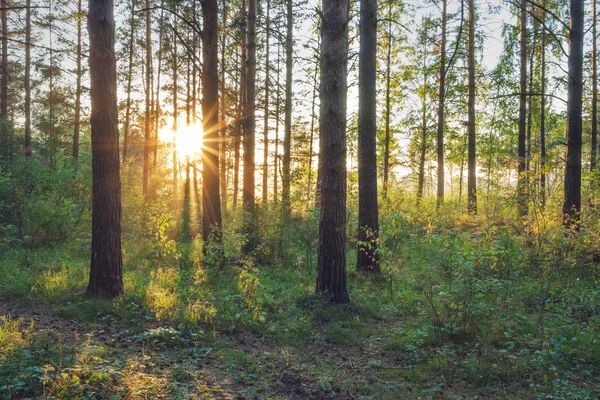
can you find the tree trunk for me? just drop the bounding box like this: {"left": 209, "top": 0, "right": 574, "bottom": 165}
{"left": 467, "top": 0, "right": 477, "bottom": 214}
{"left": 436, "top": 0, "right": 447, "bottom": 209}
{"left": 220, "top": 0, "right": 228, "bottom": 210}
{"left": 262, "top": 0, "right": 270, "bottom": 206}
{"left": 282, "top": 0, "right": 293, "bottom": 218}
{"left": 24, "top": 0, "right": 31, "bottom": 157}
{"left": 202, "top": 0, "right": 223, "bottom": 242}
{"left": 154, "top": 2, "right": 164, "bottom": 168}
{"left": 307, "top": 38, "right": 319, "bottom": 206}
{"left": 383, "top": 5, "right": 392, "bottom": 197}
{"left": 73, "top": 0, "right": 83, "bottom": 162}
{"left": 274, "top": 39, "right": 281, "bottom": 204}
{"left": 172, "top": 16, "right": 178, "bottom": 199}
{"left": 316, "top": 0, "right": 349, "bottom": 303}
{"left": 86, "top": 0, "right": 124, "bottom": 299}
{"left": 357, "top": 0, "right": 379, "bottom": 272}
{"left": 243, "top": 0, "right": 257, "bottom": 252}
{"left": 517, "top": 0, "right": 527, "bottom": 216}
{"left": 0, "top": 0, "right": 7, "bottom": 120}
{"left": 123, "top": 0, "right": 136, "bottom": 161}
{"left": 49, "top": 3, "right": 55, "bottom": 170}
{"left": 563, "top": 0, "right": 584, "bottom": 228}
{"left": 592, "top": 0, "right": 598, "bottom": 172}
{"left": 540, "top": 4, "right": 546, "bottom": 207}
{"left": 143, "top": 0, "right": 152, "bottom": 195}
{"left": 233, "top": 46, "right": 243, "bottom": 211}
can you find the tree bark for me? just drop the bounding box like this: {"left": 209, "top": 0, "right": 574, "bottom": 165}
{"left": 24, "top": 0, "right": 31, "bottom": 157}
{"left": 154, "top": 2, "right": 164, "bottom": 168}
{"left": 243, "top": 0, "right": 257, "bottom": 252}
{"left": 517, "top": 0, "right": 528, "bottom": 216}
{"left": 540, "top": 3, "right": 546, "bottom": 207}
{"left": 0, "top": 0, "right": 7, "bottom": 120}
{"left": 562, "top": 0, "right": 584, "bottom": 228}
{"left": 357, "top": 0, "right": 379, "bottom": 272}
{"left": 316, "top": 0, "right": 349, "bottom": 303}
{"left": 86, "top": 0, "right": 124, "bottom": 299}
{"left": 262, "top": 0, "right": 270, "bottom": 206}
{"left": 143, "top": 0, "right": 152, "bottom": 195}
{"left": 220, "top": 0, "right": 228, "bottom": 210}
{"left": 172, "top": 16, "right": 178, "bottom": 199}
{"left": 436, "top": 0, "right": 447, "bottom": 208}
{"left": 73, "top": 0, "right": 83, "bottom": 162}
{"left": 467, "top": 0, "right": 477, "bottom": 214}
{"left": 592, "top": 0, "right": 598, "bottom": 172}
{"left": 202, "top": 0, "right": 223, "bottom": 242}
{"left": 273, "top": 39, "right": 281, "bottom": 204}
{"left": 282, "top": 0, "right": 293, "bottom": 218}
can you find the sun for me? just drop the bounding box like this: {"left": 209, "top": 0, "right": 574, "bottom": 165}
{"left": 159, "top": 123, "right": 204, "bottom": 159}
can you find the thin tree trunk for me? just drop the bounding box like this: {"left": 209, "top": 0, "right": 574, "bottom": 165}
{"left": 123, "top": 0, "right": 135, "bottom": 161}
{"left": 274, "top": 39, "right": 281, "bottom": 204}
{"left": 307, "top": 38, "right": 319, "bottom": 206}
{"left": 154, "top": 2, "right": 164, "bottom": 168}
{"left": 202, "top": 0, "right": 223, "bottom": 241}
{"left": 316, "top": 0, "right": 349, "bottom": 304}
{"left": 172, "top": 16, "right": 178, "bottom": 200}
{"left": 592, "top": 0, "right": 598, "bottom": 172}
{"left": 243, "top": 0, "right": 257, "bottom": 252}
{"left": 540, "top": 4, "right": 546, "bottom": 207}
{"left": 24, "top": 0, "right": 31, "bottom": 157}
{"left": 0, "top": 0, "right": 7, "bottom": 119}
{"left": 262, "top": 0, "right": 270, "bottom": 206}
{"left": 143, "top": 0, "right": 152, "bottom": 194}
{"left": 517, "top": 0, "right": 527, "bottom": 216}
{"left": 467, "top": 0, "right": 477, "bottom": 214}
{"left": 73, "top": 0, "right": 83, "bottom": 162}
{"left": 563, "top": 0, "right": 584, "bottom": 228}
{"left": 357, "top": 0, "right": 379, "bottom": 272}
{"left": 383, "top": 5, "right": 392, "bottom": 197}
{"left": 49, "top": 2, "right": 55, "bottom": 170}
{"left": 220, "top": 0, "right": 228, "bottom": 210}
{"left": 233, "top": 47, "right": 242, "bottom": 211}
{"left": 436, "top": 0, "right": 447, "bottom": 208}
{"left": 86, "top": 0, "right": 124, "bottom": 299}
{"left": 282, "top": 0, "right": 293, "bottom": 218}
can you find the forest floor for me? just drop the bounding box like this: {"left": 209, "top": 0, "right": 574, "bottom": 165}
{"left": 2, "top": 211, "right": 600, "bottom": 399}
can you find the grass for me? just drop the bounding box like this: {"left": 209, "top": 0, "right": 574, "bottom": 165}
{"left": 1, "top": 206, "right": 600, "bottom": 399}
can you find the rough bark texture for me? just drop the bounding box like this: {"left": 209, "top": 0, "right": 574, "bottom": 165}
{"left": 383, "top": 5, "right": 392, "bottom": 197}
{"left": 1, "top": 0, "right": 7, "bottom": 120}
{"left": 316, "top": 0, "right": 349, "bottom": 304}
{"left": 517, "top": 0, "right": 527, "bottom": 216}
{"left": 220, "top": 0, "right": 228, "bottom": 211}
{"left": 86, "top": 0, "right": 124, "bottom": 299}
{"left": 73, "top": 0, "right": 83, "bottom": 162}
{"left": 143, "top": 0, "right": 152, "bottom": 195}
{"left": 592, "top": 0, "right": 598, "bottom": 172}
{"left": 243, "top": 0, "right": 257, "bottom": 253}
{"left": 24, "top": 0, "right": 31, "bottom": 157}
{"left": 202, "top": 0, "right": 223, "bottom": 242}
{"left": 262, "top": 0, "right": 270, "bottom": 206}
{"left": 467, "top": 0, "right": 477, "bottom": 214}
{"left": 563, "top": 0, "right": 584, "bottom": 228}
{"left": 436, "top": 0, "right": 447, "bottom": 208}
{"left": 540, "top": 4, "right": 546, "bottom": 207}
{"left": 282, "top": 0, "right": 293, "bottom": 218}
{"left": 357, "top": 0, "right": 379, "bottom": 273}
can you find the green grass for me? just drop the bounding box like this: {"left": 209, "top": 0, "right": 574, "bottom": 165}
{"left": 1, "top": 207, "right": 600, "bottom": 398}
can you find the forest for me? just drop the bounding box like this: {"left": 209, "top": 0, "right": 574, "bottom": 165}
{"left": 0, "top": 0, "right": 599, "bottom": 397}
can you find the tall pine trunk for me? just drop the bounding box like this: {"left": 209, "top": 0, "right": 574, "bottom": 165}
{"left": 24, "top": 0, "right": 31, "bottom": 157}
{"left": 262, "top": 0, "right": 270, "bottom": 206}
{"left": 220, "top": 0, "right": 228, "bottom": 210}
{"left": 243, "top": 0, "right": 257, "bottom": 252}
{"left": 73, "top": 0, "right": 83, "bottom": 162}
{"left": 316, "top": 0, "right": 349, "bottom": 303}
{"left": 467, "top": 0, "right": 477, "bottom": 214}
{"left": 357, "top": 0, "right": 379, "bottom": 272}
{"left": 517, "top": 0, "right": 528, "bottom": 216}
{"left": 563, "top": 0, "right": 584, "bottom": 228}
{"left": 86, "top": 0, "right": 124, "bottom": 299}
{"left": 282, "top": 0, "right": 293, "bottom": 218}
{"left": 540, "top": 4, "right": 546, "bottom": 207}
{"left": 591, "top": 0, "right": 598, "bottom": 172}
{"left": 436, "top": 0, "right": 447, "bottom": 208}
{"left": 202, "top": 0, "right": 223, "bottom": 241}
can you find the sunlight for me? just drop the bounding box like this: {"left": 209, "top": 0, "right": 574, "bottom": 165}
{"left": 159, "top": 123, "right": 204, "bottom": 159}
